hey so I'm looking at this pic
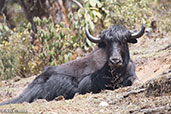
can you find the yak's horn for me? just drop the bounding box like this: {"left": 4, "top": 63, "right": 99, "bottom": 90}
{"left": 85, "top": 24, "right": 102, "bottom": 43}
{"left": 130, "top": 19, "right": 146, "bottom": 39}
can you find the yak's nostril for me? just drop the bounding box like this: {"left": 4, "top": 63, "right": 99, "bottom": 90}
{"left": 110, "top": 58, "right": 122, "bottom": 65}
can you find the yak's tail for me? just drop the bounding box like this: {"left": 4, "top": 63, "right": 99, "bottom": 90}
{"left": 0, "top": 87, "right": 42, "bottom": 106}
{"left": 0, "top": 96, "right": 23, "bottom": 106}
{"left": 0, "top": 88, "right": 36, "bottom": 106}
{"left": 0, "top": 70, "right": 55, "bottom": 106}
{"left": 0, "top": 79, "right": 44, "bottom": 106}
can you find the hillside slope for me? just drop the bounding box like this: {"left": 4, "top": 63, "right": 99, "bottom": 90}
{"left": 0, "top": 33, "right": 171, "bottom": 114}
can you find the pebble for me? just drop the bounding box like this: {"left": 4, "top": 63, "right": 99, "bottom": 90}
{"left": 99, "top": 101, "right": 109, "bottom": 107}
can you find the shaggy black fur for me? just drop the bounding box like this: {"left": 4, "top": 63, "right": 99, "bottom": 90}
{"left": 0, "top": 25, "right": 138, "bottom": 105}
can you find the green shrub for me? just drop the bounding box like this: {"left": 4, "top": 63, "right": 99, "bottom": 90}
{"left": 0, "top": 24, "right": 33, "bottom": 79}
{"left": 30, "top": 17, "right": 80, "bottom": 74}
{"left": 0, "top": 24, "right": 13, "bottom": 43}
{"left": 0, "top": 0, "right": 170, "bottom": 80}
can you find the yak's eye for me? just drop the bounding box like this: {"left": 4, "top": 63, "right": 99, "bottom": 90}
{"left": 98, "top": 42, "right": 107, "bottom": 48}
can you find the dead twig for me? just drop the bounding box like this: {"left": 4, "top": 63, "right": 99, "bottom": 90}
{"left": 122, "top": 88, "right": 146, "bottom": 98}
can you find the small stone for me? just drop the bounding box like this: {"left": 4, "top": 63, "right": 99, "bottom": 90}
{"left": 100, "top": 109, "right": 104, "bottom": 113}
{"left": 55, "top": 96, "right": 65, "bottom": 101}
{"left": 99, "top": 101, "right": 109, "bottom": 107}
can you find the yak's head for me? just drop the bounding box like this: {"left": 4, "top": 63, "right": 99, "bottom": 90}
{"left": 85, "top": 20, "right": 145, "bottom": 69}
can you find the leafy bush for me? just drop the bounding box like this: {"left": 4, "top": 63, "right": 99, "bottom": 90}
{"left": 0, "top": 24, "right": 13, "bottom": 43}
{"left": 151, "top": 0, "right": 171, "bottom": 32}
{"left": 30, "top": 17, "right": 80, "bottom": 74}
{"left": 0, "top": 24, "right": 33, "bottom": 79}
{"left": 0, "top": 0, "right": 170, "bottom": 80}
{"left": 101, "top": 0, "right": 152, "bottom": 28}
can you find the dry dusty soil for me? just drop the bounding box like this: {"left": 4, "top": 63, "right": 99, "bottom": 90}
{"left": 0, "top": 32, "right": 171, "bottom": 114}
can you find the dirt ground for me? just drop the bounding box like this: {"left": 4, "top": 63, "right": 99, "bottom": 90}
{"left": 0, "top": 32, "right": 171, "bottom": 114}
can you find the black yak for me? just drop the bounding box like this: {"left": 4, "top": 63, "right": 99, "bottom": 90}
{"left": 0, "top": 20, "right": 145, "bottom": 105}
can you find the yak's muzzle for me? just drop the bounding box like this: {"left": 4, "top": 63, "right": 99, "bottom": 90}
{"left": 109, "top": 57, "right": 123, "bottom": 68}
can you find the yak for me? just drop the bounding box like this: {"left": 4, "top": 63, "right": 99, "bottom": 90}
{"left": 0, "top": 20, "right": 145, "bottom": 105}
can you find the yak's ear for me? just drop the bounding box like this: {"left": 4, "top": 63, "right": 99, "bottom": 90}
{"left": 127, "top": 39, "right": 137, "bottom": 44}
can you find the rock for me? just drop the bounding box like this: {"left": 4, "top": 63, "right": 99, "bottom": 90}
{"left": 55, "top": 96, "right": 65, "bottom": 101}
{"left": 99, "top": 101, "right": 109, "bottom": 107}
{"left": 144, "top": 69, "right": 171, "bottom": 97}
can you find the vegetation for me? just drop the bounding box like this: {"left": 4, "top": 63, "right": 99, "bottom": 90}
{"left": 0, "top": 0, "right": 170, "bottom": 80}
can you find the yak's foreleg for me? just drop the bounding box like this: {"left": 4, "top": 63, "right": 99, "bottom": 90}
{"left": 122, "top": 60, "right": 137, "bottom": 86}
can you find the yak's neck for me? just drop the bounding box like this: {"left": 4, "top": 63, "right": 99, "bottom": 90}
{"left": 103, "top": 62, "right": 127, "bottom": 76}
{"left": 91, "top": 61, "right": 128, "bottom": 91}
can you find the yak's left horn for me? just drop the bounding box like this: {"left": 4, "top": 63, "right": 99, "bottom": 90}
{"left": 130, "top": 19, "right": 146, "bottom": 39}
{"left": 85, "top": 24, "right": 102, "bottom": 43}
